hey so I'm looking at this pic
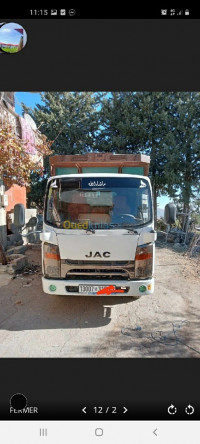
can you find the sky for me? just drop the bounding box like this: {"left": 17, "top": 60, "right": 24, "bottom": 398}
{"left": 15, "top": 92, "right": 42, "bottom": 115}
{"left": 14, "top": 92, "right": 170, "bottom": 210}
{"left": 0, "top": 22, "right": 27, "bottom": 46}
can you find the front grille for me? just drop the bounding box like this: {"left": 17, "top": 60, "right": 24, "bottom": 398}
{"left": 65, "top": 260, "right": 130, "bottom": 266}
{"left": 61, "top": 260, "right": 135, "bottom": 280}
{"left": 66, "top": 269, "right": 129, "bottom": 280}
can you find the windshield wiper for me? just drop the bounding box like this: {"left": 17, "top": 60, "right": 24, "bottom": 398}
{"left": 85, "top": 227, "right": 95, "bottom": 234}
{"left": 46, "top": 220, "right": 64, "bottom": 227}
{"left": 123, "top": 227, "right": 139, "bottom": 234}
{"left": 109, "top": 223, "right": 138, "bottom": 233}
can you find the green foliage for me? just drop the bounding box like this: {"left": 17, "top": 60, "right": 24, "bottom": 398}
{"left": 23, "top": 92, "right": 200, "bottom": 215}
{"left": 156, "top": 219, "right": 166, "bottom": 231}
{"left": 23, "top": 92, "right": 100, "bottom": 155}
{"left": 23, "top": 92, "right": 102, "bottom": 208}
{"left": 98, "top": 92, "right": 200, "bottom": 218}
{"left": 27, "top": 172, "right": 47, "bottom": 210}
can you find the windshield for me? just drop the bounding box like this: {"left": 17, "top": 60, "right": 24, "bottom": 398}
{"left": 45, "top": 176, "right": 152, "bottom": 229}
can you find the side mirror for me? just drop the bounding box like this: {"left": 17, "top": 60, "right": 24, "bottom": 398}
{"left": 26, "top": 216, "right": 37, "bottom": 228}
{"left": 164, "top": 203, "right": 176, "bottom": 225}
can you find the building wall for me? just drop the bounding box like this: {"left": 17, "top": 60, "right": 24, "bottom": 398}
{"left": 5, "top": 184, "right": 26, "bottom": 212}
{"left": 0, "top": 183, "right": 7, "bottom": 248}
{"left": 2, "top": 92, "right": 15, "bottom": 111}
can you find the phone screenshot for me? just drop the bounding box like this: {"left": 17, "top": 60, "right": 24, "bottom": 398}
{"left": 0, "top": 6, "right": 200, "bottom": 443}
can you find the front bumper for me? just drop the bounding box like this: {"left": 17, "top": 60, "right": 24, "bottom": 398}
{"left": 42, "top": 277, "right": 154, "bottom": 296}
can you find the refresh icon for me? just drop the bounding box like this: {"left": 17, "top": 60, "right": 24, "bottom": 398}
{"left": 168, "top": 404, "right": 177, "bottom": 415}
{"left": 185, "top": 404, "right": 194, "bottom": 415}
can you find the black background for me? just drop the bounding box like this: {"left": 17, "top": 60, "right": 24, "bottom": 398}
{"left": 1, "top": 19, "right": 200, "bottom": 91}
{"left": 2, "top": 359, "right": 200, "bottom": 420}
{"left": 0, "top": 15, "right": 200, "bottom": 421}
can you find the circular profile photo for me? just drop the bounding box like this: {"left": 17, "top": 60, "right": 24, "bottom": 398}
{"left": 0, "top": 22, "right": 27, "bottom": 53}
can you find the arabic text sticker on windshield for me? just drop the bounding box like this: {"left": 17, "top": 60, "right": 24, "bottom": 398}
{"left": 0, "top": 22, "right": 27, "bottom": 53}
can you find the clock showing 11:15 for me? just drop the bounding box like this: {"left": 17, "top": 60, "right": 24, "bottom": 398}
{"left": 30, "top": 10, "right": 49, "bottom": 15}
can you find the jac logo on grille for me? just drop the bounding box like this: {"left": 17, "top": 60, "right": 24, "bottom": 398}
{"left": 85, "top": 251, "right": 111, "bottom": 258}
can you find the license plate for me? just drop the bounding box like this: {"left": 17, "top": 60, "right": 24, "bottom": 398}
{"left": 79, "top": 285, "right": 113, "bottom": 295}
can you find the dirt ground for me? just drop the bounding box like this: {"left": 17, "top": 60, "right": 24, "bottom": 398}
{"left": 0, "top": 242, "right": 199, "bottom": 358}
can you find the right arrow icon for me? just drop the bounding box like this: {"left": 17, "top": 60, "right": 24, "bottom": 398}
{"left": 123, "top": 407, "right": 128, "bottom": 414}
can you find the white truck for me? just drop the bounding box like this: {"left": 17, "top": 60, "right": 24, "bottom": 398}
{"left": 40, "top": 153, "right": 158, "bottom": 297}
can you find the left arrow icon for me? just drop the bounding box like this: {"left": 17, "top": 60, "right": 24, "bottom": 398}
{"left": 82, "top": 407, "right": 87, "bottom": 414}
{"left": 153, "top": 428, "right": 158, "bottom": 437}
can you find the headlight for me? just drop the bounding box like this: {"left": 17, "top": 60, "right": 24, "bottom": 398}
{"left": 135, "top": 243, "right": 153, "bottom": 279}
{"left": 43, "top": 243, "right": 61, "bottom": 278}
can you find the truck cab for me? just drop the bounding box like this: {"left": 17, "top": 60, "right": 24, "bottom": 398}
{"left": 40, "top": 153, "right": 157, "bottom": 296}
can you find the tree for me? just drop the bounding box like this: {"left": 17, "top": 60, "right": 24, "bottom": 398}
{"left": 23, "top": 92, "right": 101, "bottom": 208}
{"left": 96, "top": 92, "right": 143, "bottom": 152}
{"left": 27, "top": 172, "right": 48, "bottom": 209}
{"left": 23, "top": 92, "right": 100, "bottom": 155}
{"left": 0, "top": 118, "right": 51, "bottom": 264}
{"left": 168, "top": 92, "right": 200, "bottom": 212}
{"left": 98, "top": 92, "right": 200, "bottom": 223}
{"left": 133, "top": 92, "right": 180, "bottom": 223}
{"left": 0, "top": 120, "right": 51, "bottom": 187}
{"left": 22, "top": 91, "right": 200, "bottom": 219}
{"left": 136, "top": 92, "right": 200, "bottom": 215}
{"left": 98, "top": 92, "right": 180, "bottom": 223}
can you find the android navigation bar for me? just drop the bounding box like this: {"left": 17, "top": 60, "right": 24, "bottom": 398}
{"left": 0, "top": 421, "right": 199, "bottom": 444}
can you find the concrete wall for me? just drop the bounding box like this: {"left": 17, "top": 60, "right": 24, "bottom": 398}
{"left": 0, "top": 208, "right": 7, "bottom": 249}
{"left": 23, "top": 208, "right": 37, "bottom": 245}
{"left": 8, "top": 208, "right": 39, "bottom": 245}
{"left": 0, "top": 183, "right": 7, "bottom": 249}
{"left": 5, "top": 184, "right": 26, "bottom": 212}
